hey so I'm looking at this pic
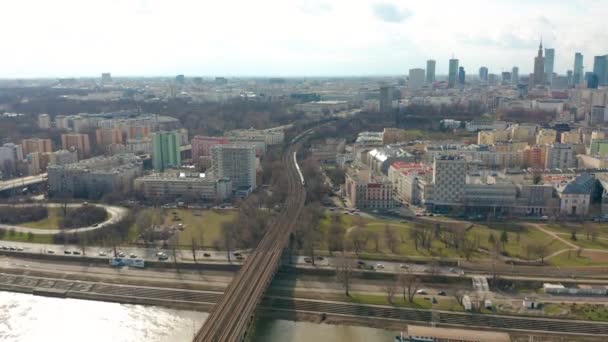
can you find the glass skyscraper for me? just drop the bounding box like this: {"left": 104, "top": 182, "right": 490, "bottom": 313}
{"left": 448, "top": 58, "right": 459, "bottom": 88}
{"left": 544, "top": 48, "right": 555, "bottom": 85}
{"left": 426, "top": 59, "right": 436, "bottom": 84}
{"left": 573, "top": 52, "right": 583, "bottom": 85}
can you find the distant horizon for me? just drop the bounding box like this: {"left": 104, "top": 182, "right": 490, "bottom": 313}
{"left": 1, "top": 1, "right": 607, "bottom": 78}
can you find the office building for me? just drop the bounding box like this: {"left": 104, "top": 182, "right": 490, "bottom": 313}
{"left": 0, "top": 143, "right": 24, "bottom": 177}
{"left": 134, "top": 173, "right": 232, "bottom": 202}
{"left": 544, "top": 48, "right": 555, "bottom": 85}
{"left": 152, "top": 131, "right": 182, "bottom": 172}
{"left": 61, "top": 133, "right": 90, "bottom": 160}
{"left": 48, "top": 154, "right": 143, "bottom": 199}
{"left": 479, "top": 67, "right": 489, "bottom": 82}
{"left": 211, "top": 144, "right": 257, "bottom": 190}
{"left": 425, "top": 59, "right": 436, "bottom": 84}
{"left": 224, "top": 127, "right": 283, "bottom": 146}
{"left": 21, "top": 138, "right": 52, "bottom": 155}
{"left": 38, "top": 114, "right": 51, "bottom": 129}
{"left": 589, "top": 106, "right": 608, "bottom": 126}
{"left": 501, "top": 72, "right": 511, "bottom": 85}
{"left": 191, "top": 136, "right": 229, "bottom": 161}
{"left": 458, "top": 66, "right": 466, "bottom": 86}
{"left": 408, "top": 68, "right": 425, "bottom": 89}
{"left": 448, "top": 58, "right": 459, "bottom": 88}
{"left": 573, "top": 53, "right": 584, "bottom": 85}
{"left": 55, "top": 115, "right": 69, "bottom": 130}
{"left": 532, "top": 41, "right": 545, "bottom": 86}
{"left": 593, "top": 55, "right": 608, "bottom": 86}
{"left": 432, "top": 155, "right": 466, "bottom": 206}
{"left": 175, "top": 74, "right": 185, "bottom": 83}
{"left": 379, "top": 85, "right": 394, "bottom": 112}
{"left": 511, "top": 67, "right": 519, "bottom": 85}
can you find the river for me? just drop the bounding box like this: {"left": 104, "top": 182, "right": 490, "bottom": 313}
{"left": 0, "top": 291, "right": 395, "bottom": 342}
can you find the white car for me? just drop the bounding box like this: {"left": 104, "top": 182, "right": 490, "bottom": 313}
{"left": 375, "top": 263, "right": 385, "bottom": 269}
{"left": 416, "top": 289, "right": 428, "bottom": 295}
{"left": 98, "top": 251, "right": 107, "bottom": 256}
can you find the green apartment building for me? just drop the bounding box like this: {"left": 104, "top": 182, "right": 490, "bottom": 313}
{"left": 152, "top": 131, "right": 181, "bottom": 171}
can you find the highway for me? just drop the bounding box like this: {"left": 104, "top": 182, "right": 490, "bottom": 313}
{"left": 0, "top": 173, "right": 47, "bottom": 192}
{"left": 193, "top": 136, "right": 308, "bottom": 341}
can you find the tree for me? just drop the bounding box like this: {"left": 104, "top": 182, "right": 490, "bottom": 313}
{"left": 191, "top": 237, "right": 198, "bottom": 263}
{"left": 384, "top": 225, "right": 399, "bottom": 254}
{"left": 531, "top": 243, "right": 549, "bottom": 264}
{"left": 488, "top": 233, "right": 496, "bottom": 245}
{"left": 27, "top": 232, "right": 34, "bottom": 242}
{"left": 350, "top": 228, "right": 368, "bottom": 256}
{"left": 335, "top": 254, "right": 354, "bottom": 297}
{"left": 79, "top": 232, "right": 88, "bottom": 256}
{"left": 398, "top": 268, "right": 421, "bottom": 303}
{"left": 221, "top": 222, "right": 234, "bottom": 263}
{"left": 328, "top": 215, "right": 345, "bottom": 254}
{"left": 500, "top": 230, "right": 508, "bottom": 250}
{"left": 135, "top": 209, "right": 153, "bottom": 244}
{"left": 370, "top": 231, "right": 380, "bottom": 252}
{"left": 570, "top": 230, "right": 577, "bottom": 241}
{"left": 385, "top": 282, "right": 396, "bottom": 305}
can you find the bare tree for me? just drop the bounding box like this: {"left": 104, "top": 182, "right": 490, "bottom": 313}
{"left": 535, "top": 243, "right": 549, "bottom": 265}
{"left": 350, "top": 228, "right": 368, "bottom": 256}
{"left": 398, "top": 268, "right": 421, "bottom": 303}
{"left": 191, "top": 237, "right": 198, "bottom": 262}
{"left": 385, "top": 282, "right": 396, "bottom": 304}
{"left": 79, "top": 233, "right": 88, "bottom": 256}
{"left": 370, "top": 231, "right": 380, "bottom": 253}
{"left": 335, "top": 253, "right": 354, "bottom": 297}
{"left": 384, "top": 224, "right": 399, "bottom": 254}
{"left": 328, "top": 215, "right": 345, "bottom": 255}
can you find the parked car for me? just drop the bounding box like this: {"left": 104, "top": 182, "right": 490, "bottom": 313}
{"left": 304, "top": 257, "right": 313, "bottom": 263}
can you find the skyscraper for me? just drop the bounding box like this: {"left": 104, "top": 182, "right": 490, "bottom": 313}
{"left": 211, "top": 144, "right": 257, "bottom": 190}
{"left": 532, "top": 41, "right": 545, "bottom": 86}
{"left": 38, "top": 114, "right": 51, "bottom": 129}
{"left": 379, "top": 85, "right": 394, "bottom": 113}
{"left": 573, "top": 52, "right": 584, "bottom": 85}
{"left": 458, "top": 66, "right": 465, "bottom": 86}
{"left": 425, "top": 60, "right": 436, "bottom": 84}
{"left": 408, "top": 68, "right": 425, "bottom": 89}
{"left": 501, "top": 72, "right": 511, "bottom": 85}
{"left": 544, "top": 48, "right": 555, "bottom": 85}
{"left": 448, "top": 58, "right": 459, "bottom": 88}
{"left": 432, "top": 155, "right": 466, "bottom": 206}
{"left": 511, "top": 66, "right": 519, "bottom": 85}
{"left": 479, "top": 67, "right": 488, "bottom": 82}
{"left": 152, "top": 131, "right": 181, "bottom": 172}
{"left": 61, "top": 133, "right": 90, "bottom": 160}
{"left": 593, "top": 55, "right": 608, "bottom": 86}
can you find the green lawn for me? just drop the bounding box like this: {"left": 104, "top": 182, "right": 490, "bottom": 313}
{"left": 543, "top": 303, "right": 608, "bottom": 321}
{"left": 19, "top": 208, "right": 62, "bottom": 230}
{"left": 349, "top": 293, "right": 463, "bottom": 311}
{"left": 163, "top": 209, "right": 237, "bottom": 247}
{"left": 548, "top": 250, "right": 608, "bottom": 266}
{"left": 0, "top": 231, "right": 54, "bottom": 244}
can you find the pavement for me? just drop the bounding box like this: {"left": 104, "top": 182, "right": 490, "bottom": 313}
{"left": 0, "top": 203, "right": 128, "bottom": 234}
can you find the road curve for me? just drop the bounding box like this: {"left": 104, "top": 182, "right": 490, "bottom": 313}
{"left": 0, "top": 203, "right": 128, "bottom": 235}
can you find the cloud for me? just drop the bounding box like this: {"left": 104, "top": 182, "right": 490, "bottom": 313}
{"left": 297, "top": 1, "right": 332, "bottom": 15}
{"left": 460, "top": 33, "right": 538, "bottom": 50}
{"left": 372, "top": 2, "right": 412, "bottom": 23}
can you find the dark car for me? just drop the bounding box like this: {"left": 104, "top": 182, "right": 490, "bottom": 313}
{"left": 203, "top": 253, "right": 211, "bottom": 257}
{"left": 437, "top": 290, "right": 447, "bottom": 296}
{"left": 304, "top": 257, "right": 313, "bottom": 263}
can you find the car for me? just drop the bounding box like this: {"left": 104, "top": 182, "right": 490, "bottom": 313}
{"left": 357, "top": 260, "right": 366, "bottom": 266}
{"left": 73, "top": 251, "right": 81, "bottom": 255}
{"left": 92, "top": 223, "right": 99, "bottom": 227}
{"left": 64, "top": 250, "right": 72, "bottom": 255}
{"left": 448, "top": 267, "right": 456, "bottom": 273}
{"left": 235, "top": 255, "right": 245, "bottom": 261}
{"left": 117, "top": 252, "right": 126, "bottom": 257}
{"left": 315, "top": 256, "right": 324, "bottom": 261}
{"left": 203, "top": 253, "right": 211, "bottom": 257}
{"left": 158, "top": 253, "right": 169, "bottom": 261}
{"left": 98, "top": 251, "right": 107, "bottom": 256}
{"left": 47, "top": 250, "right": 55, "bottom": 254}
{"left": 399, "top": 264, "right": 409, "bottom": 269}
{"left": 0, "top": 246, "right": 7, "bottom": 250}
{"left": 9, "top": 246, "right": 16, "bottom": 251}
{"left": 303, "top": 257, "right": 313, "bottom": 263}
{"left": 416, "top": 289, "right": 428, "bottom": 295}
{"left": 375, "top": 263, "right": 385, "bottom": 269}
{"left": 129, "top": 254, "right": 137, "bottom": 258}
{"left": 437, "top": 291, "right": 447, "bottom": 296}
{"left": 16, "top": 247, "right": 23, "bottom": 251}
{"left": 233, "top": 252, "right": 242, "bottom": 257}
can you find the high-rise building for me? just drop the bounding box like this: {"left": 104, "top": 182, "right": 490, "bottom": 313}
{"left": 479, "top": 67, "right": 489, "bottom": 82}
{"left": 101, "top": 73, "right": 112, "bottom": 83}
{"left": 152, "top": 131, "right": 182, "bottom": 172}
{"left": 458, "top": 66, "right": 465, "bottom": 86}
{"left": 545, "top": 143, "right": 576, "bottom": 169}
{"left": 38, "top": 114, "right": 51, "bottom": 129}
{"left": 191, "top": 136, "right": 229, "bottom": 160}
{"left": 593, "top": 55, "right": 608, "bottom": 86}
{"left": 0, "top": 143, "right": 24, "bottom": 177}
{"left": 379, "top": 85, "right": 394, "bottom": 113}
{"left": 49, "top": 150, "right": 78, "bottom": 166}
{"left": 587, "top": 72, "right": 599, "bottom": 89}
{"left": 175, "top": 74, "right": 185, "bottom": 83}
{"left": 573, "top": 52, "right": 584, "bottom": 85}
{"left": 425, "top": 60, "right": 436, "bottom": 84}
{"left": 501, "top": 72, "right": 511, "bottom": 85}
{"left": 96, "top": 128, "right": 123, "bottom": 147}
{"left": 408, "top": 68, "right": 425, "bottom": 89}
{"left": 532, "top": 41, "right": 545, "bottom": 86}
{"left": 21, "top": 138, "right": 52, "bottom": 155}
{"left": 448, "top": 58, "right": 459, "bottom": 88}
{"left": 61, "top": 133, "right": 90, "bottom": 160}
{"left": 544, "top": 48, "right": 555, "bottom": 85}
{"left": 211, "top": 144, "right": 257, "bottom": 190}
{"left": 511, "top": 67, "right": 519, "bottom": 85}
{"left": 432, "top": 155, "right": 466, "bottom": 206}
{"left": 55, "top": 115, "right": 69, "bottom": 130}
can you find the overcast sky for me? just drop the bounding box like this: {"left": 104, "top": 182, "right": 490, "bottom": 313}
{"left": 2, "top": 0, "right": 607, "bottom": 78}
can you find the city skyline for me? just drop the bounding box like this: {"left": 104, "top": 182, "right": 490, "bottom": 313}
{"left": 1, "top": 0, "right": 607, "bottom": 78}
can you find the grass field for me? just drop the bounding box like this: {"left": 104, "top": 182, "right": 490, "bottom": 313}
{"left": 348, "top": 293, "right": 463, "bottom": 311}
{"left": 139, "top": 208, "right": 237, "bottom": 247}
{"left": 0, "top": 231, "right": 53, "bottom": 244}
{"left": 19, "top": 208, "right": 62, "bottom": 230}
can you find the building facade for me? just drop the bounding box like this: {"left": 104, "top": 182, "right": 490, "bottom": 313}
{"left": 61, "top": 133, "right": 91, "bottom": 160}
{"left": 211, "top": 144, "right": 257, "bottom": 190}
{"left": 152, "top": 131, "right": 182, "bottom": 172}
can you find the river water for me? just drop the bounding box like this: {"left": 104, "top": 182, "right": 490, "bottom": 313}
{"left": 0, "top": 291, "right": 394, "bottom": 342}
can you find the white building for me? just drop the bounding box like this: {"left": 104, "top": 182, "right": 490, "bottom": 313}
{"left": 38, "top": 113, "right": 51, "bottom": 129}
{"left": 211, "top": 144, "right": 257, "bottom": 190}
{"left": 545, "top": 143, "right": 576, "bottom": 170}
{"left": 134, "top": 173, "right": 232, "bottom": 202}
{"left": 432, "top": 155, "right": 467, "bottom": 206}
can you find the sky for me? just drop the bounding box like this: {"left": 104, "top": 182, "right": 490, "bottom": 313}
{"left": 1, "top": 0, "right": 607, "bottom": 78}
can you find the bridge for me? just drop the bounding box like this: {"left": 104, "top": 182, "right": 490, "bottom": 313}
{"left": 0, "top": 174, "right": 47, "bottom": 193}
{"left": 193, "top": 138, "right": 307, "bottom": 341}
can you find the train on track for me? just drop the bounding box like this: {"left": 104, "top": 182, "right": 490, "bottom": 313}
{"left": 293, "top": 152, "right": 305, "bottom": 186}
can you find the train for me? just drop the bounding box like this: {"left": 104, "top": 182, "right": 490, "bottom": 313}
{"left": 293, "top": 151, "right": 305, "bottom": 186}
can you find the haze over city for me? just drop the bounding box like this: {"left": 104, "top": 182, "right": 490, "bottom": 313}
{"left": 2, "top": 0, "right": 608, "bottom": 77}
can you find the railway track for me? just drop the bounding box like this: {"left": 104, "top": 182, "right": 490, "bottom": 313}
{"left": 3, "top": 272, "right": 608, "bottom": 337}
{"left": 193, "top": 139, "right": 307, "bottom": 341}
